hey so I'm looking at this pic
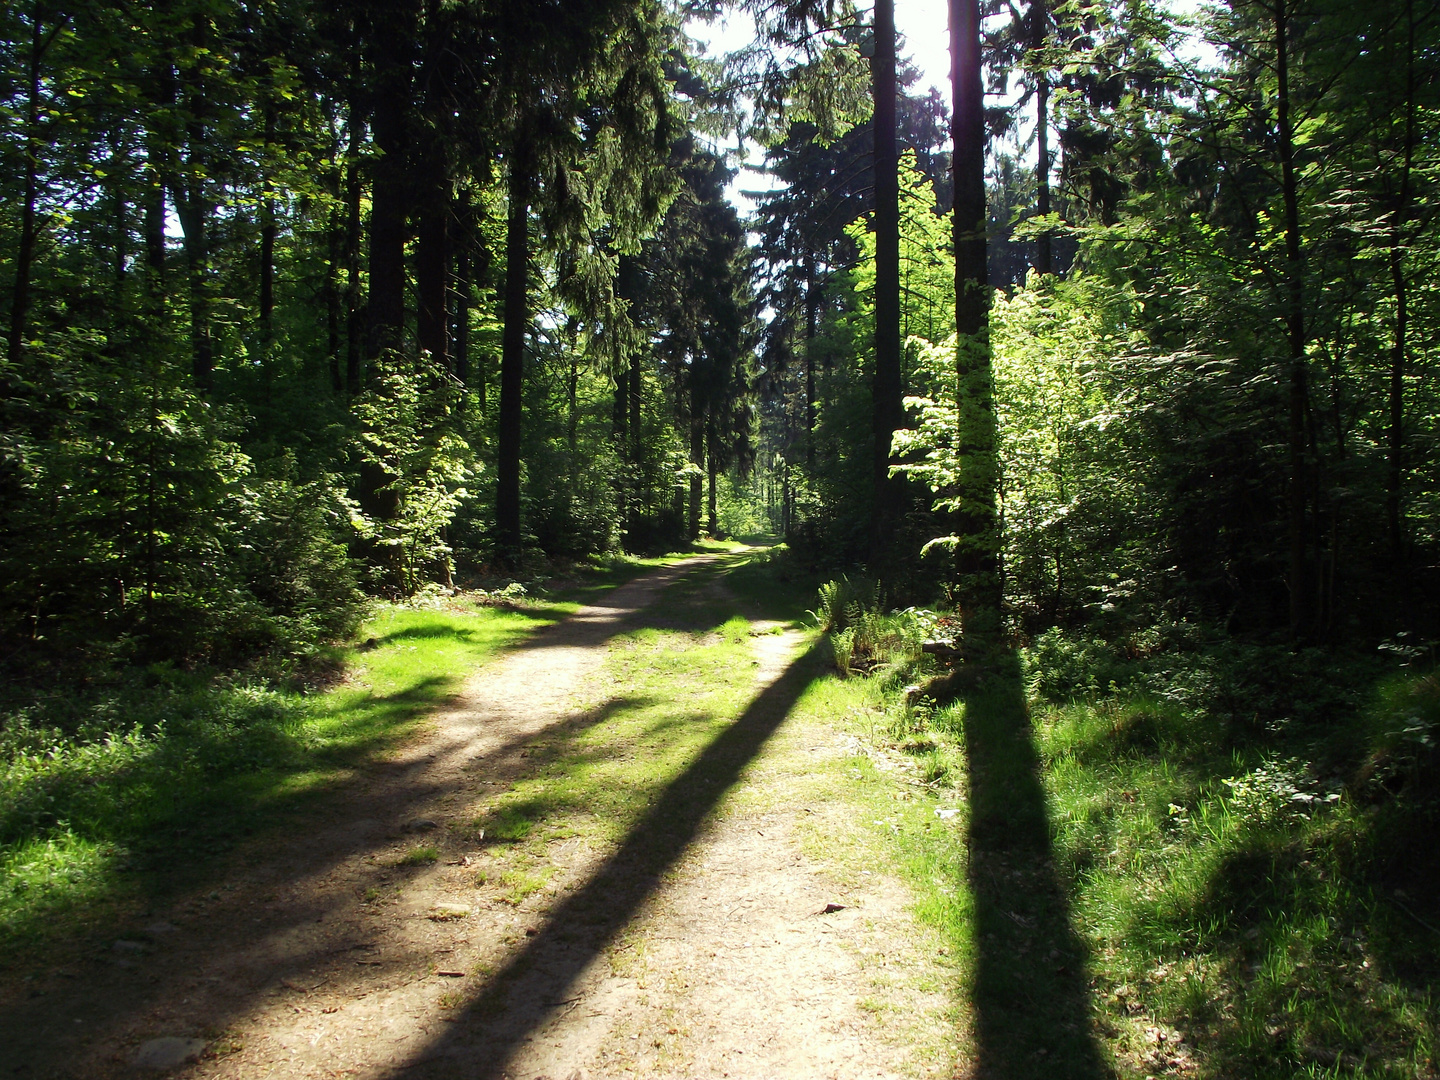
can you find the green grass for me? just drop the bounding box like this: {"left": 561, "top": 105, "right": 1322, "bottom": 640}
{"left": 784, "top": 614, "right": 1440, "bottom": 1078}
{"left": 0, "top": 554, "right": 674, "bottom": 969}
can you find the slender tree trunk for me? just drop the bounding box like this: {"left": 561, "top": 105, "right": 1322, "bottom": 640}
{"left": 326, "top": 201, "right": 344, "bottom": 394}
{"left": 871, "top": 0, "right": 905, "bottom": 569}
{"left": 707, "top": 421, "right": 719, "bottom": 536}
{"left": 416, "top": 189, "right": 450, "bottom": 370}
{"left": 142, "top": 59, "right": 172, "bottom": 330}
{"left": 805, "top": 252, "right": 819, "bottom": 466}
{"left": 497, "top": 146, "right": 531, "bottom": 560}
{"left": 612, "top": 369, "right": 629, "bottom": 444}
{"left": 259, "top": 106, "right": 277, "bottom": 350}
{"left": 7, "top": 7, "right": 49, "bottom": 363}
{"left": 628, "top": 348, "right": 642, "bottom": 466}
{"left": 1031, "top": 0, "right": 1053, "bottom": 275}
{"left": 172, "top": 17, "right": 216, "bottom": 393}
{"left": 175, "top": 173, "right": 214, "bottom": 393}
{"left": 1386, "top": 0, "right": 1416, "bottom": 565}
{"left": 951, "top": 0, "right": 1001, "bottom": 638}
{"left": 567, "top": 347, "right": 579, "bottom": 461}
{"left": 688, "top": 383, "right": 704, "bottom": 539}
{"left": 343, "top": 101, "right": 366, "bottom": 397}
{"left": 366, "top": 87, "right": 408, "bottom": 368}
{"left": 454, "top": 194, "right": 472, "bottom": 393}
{"left": 142, "top": 165, "right": 167, "bottom": 319}
{"left": 1275, "top": 0, "right": 1311, "bottom": 637}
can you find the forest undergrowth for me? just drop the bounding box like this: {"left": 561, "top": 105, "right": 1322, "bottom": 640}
{"left": 802, "top": 565, "right": 1440, "bottom": 1079}
{"left": 0, "top": 550, "right": 681, "bottom": 968}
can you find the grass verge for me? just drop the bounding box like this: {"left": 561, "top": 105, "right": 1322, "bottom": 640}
{"left": 0, "top": 551, "right": 679, "bottom": 971}
{"left": 783, "top": 581, "right": 1440, "bottom": 1079}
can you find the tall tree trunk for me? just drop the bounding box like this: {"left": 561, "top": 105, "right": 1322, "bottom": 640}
{"left": 172, "top": 17, "right": 215, "bottom": 393}
{"left": 1386, "top": 0, "right": 1416, "bottom": 565}
{"left": 415, "top": 189, "right": 450, "bottom": 371}
{"left": 1031, "top": 0, "right": 1052, "bottom": 275}
{"left": 871, "top": 0, "right": 905, "bottom": 570}
{"left": 366, "top": 87, "right": 408, "bottom": 368}
{"left": 951, "top": 0, "right": 1001, "bottom": 639}
{"left": 259, "top": 106, "right": 277, "bottom": 350}
{"left": 142, "top": 166, "right": 167, "bottom": 320}
{"left": 343, "top": 100, "right": 366, "bottom": 397}
{"left": 326, "top": 200, "right": 343, "bottom": 394}
{"left": 454, "top": 194, "right": 472, "bottom": 394}
{"left": 567, "top": 343, "right": 579, "bottom": 461}
{"left": 707, "top": 420, "right": 720, "bottom": 536}
{"left": 174, "top": 172, "right": 214, "bottom": 393}
{"left": 805, "top": 252, "right": 819, "bottom": 466}
{"left": 688, "top": 383, "right": 704, "bottom": 539}
{"left": 612, "top": 369, "right": 629, "bottom": 444}
{"left": 1275, "top": 0, "right": 1311, "bottom": 637}
{"left": 628, "top": 348, "right": 642, "bottom": 466}
{"left": 496, "top": 146, "right": 531, "bottom": 561}
{"left": 7, "top": 7, "right": 53, "bottom": 363}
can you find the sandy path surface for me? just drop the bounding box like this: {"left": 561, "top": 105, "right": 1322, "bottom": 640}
{"left": 2, "top": 555, "right": 949, "bottom": 1080}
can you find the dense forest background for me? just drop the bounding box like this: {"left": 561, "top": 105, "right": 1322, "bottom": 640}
{"left": 3, "top": 0, "right": 1436, "bottom": 675}
{"left": 5, "top": 1, "right": 1440, "bottom": 1074}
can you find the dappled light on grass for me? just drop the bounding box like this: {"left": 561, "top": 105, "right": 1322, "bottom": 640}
{"left": 1040, "top": 682, "right": 1440, "bottom": 1078}
{"left": 0, "top": 600, "right": 564, "bottom": 965}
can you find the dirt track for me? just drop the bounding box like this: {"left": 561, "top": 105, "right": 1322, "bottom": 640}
{"left": 2, "top": 555, "right": 950, "bottom": 1079}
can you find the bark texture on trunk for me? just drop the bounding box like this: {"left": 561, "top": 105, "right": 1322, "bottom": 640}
{"left": 6, "top": 6, "right": 53, "bottom": 363}
{"left": 951, "top": 0, "right": 1002, "bottom": 638}
{"left": 416, "top": 191, "right": 450, "bottom": 371}
{"left": 343, "top": 103, "right": 366, "bottom": 397}
{"left": 1031, "top": 0, "right": 1053, "bottom": 275}
{"left": 1275, "top": 1, "right": 1312, "bottom": 638}
{"left": 497, "top": 148, "right": 531, "bottom": 560}
{"left": 871, "top": 0, "right": 906, "bottom": 570}
{"left": 1386, "top": 0, "right": 1416, "bottom": 565}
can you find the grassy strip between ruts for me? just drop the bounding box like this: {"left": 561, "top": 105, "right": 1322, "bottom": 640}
{"left": 0, "top": 549, "right": 693, "bottom": 971}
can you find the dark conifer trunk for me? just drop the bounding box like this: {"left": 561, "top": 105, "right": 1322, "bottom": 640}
{"left": 6, "top": 6, "right": 49, "bottom": 363}
{"left": 454, "top": 195, "right": 472, "bottom": 393}
{"left": 175, "top": 172, "right": 214, "bottom": 393}
{"left": 870, "top": 0, "right": 905, "bottom": 569}
{"left": 366, "top": 89, "right": 408, "bottom": 368}
{"left": 497, "top": 147, "right": 531, "bottom": 560}
{"left": 143, "top": 170, "right": 167, "bottom": 315}
{"left": 805, "top": 252, "right": 818, "bottom": 466}
{"left": 688, "top": 383, "right": 704, "bottom": 539}
{"left": 951, "top": 0, "right": 1001, "bottom": 637}
{"left": 343, "top": 100, "right": 366, "bottom": 397}
{"left": 1031, "top": 0, "right": 1052, "bottom": 275}
{"left": 1275, "top": 0, "right": 1312, "bottom": 637}
{"left": 416, "top": 190, "right": 450, "bottom": 371}
{"left": 707, "top": 420, "right": 719, "bottom": 536}
{"left": 1386, "top": 0, "right": 1416, "bottom": 565}
{"left": 259, "top": 106, "right": 277, "bottom": 349}
{"left": 173, "top": 18, "right": 215, "bottom": 393}
{"left": 326, "top": 201, "right": 344, "bottom": 394}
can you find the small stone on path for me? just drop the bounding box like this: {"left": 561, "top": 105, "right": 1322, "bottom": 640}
{"left": 132, "top": 1037, "right": 206, "bottom": 1070}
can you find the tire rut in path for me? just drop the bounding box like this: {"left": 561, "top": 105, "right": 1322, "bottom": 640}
{"left": 1, "top": 554, "right": 949, "bottom": 1079}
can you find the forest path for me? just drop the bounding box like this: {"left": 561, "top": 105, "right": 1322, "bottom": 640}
{"left": 4, "top": 552, "right": 950, "bottom": 1079}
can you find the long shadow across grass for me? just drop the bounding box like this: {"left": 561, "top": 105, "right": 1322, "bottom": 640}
{"left": 402, "top": 642, "right": 823, "bottom": 1078}
{"left": 962, "top": 652, "right": 1109, "bottom": 1079}
{"left": 0, "top": 556, "right": 729, "bottom": 1075}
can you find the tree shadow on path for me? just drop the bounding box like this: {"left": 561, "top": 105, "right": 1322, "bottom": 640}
{"left": 962, "top": 652, "right": 1111, "bottom": 1079}
{"left": 401, "top": 642, "right": 823, "bottom": 1078}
